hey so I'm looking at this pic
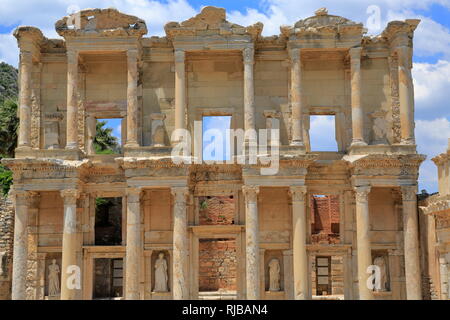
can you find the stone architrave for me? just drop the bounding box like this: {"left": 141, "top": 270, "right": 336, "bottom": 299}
{"left": 268, "top": 258, "right": 281, "bottom": 292}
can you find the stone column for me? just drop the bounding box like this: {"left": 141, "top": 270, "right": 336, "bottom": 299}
{"left": 401, "top": 185, "right": 422, "bottom": 299}
{"left": 125, "top": 187, "right": 142, "bottom": 300}
{"left": 60, "top": 189, "right": 80, "bottom": 300}
{"left": 174, "top": 49, "right": 186, "bottom": 135}
{"left": 242, "top": 185, "right": 260, "bottom": 300}
{"left": 349, "top": 47, "right": 366, "bottom": 147}
{"left": 17, "top": 50, "right": 33, "bottom": 149}
{"left": 11, "top": 191, "right": 34, "bottom": 300}
{"left": 171, "top": 186, "right": 189, "bottom": 300}
{"left": 243, "top": 47, "right": 255, "bottom": 132}
{"left": 289, "top": 48, "right": 305, "bottom": 147}
{"left": 397, "top": 46, "right": 415, "bottom": 145}
{"left": 86, "top": 115, "right": 96, "bottom": 155}
{"left": 354, "top": 186, "right": 373, "bottom": 300}
{"left": 66, "top": 50, "right": 79, "bottom": 149}
{"left": 126, "top": 49, "right": 139, "bottom": 148}
{"left": 289, "top": 186, "right": 309, "bottom": 299}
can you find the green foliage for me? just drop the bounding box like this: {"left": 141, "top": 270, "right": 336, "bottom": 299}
{"left": 200, "top": 200, "right": 208, "bottom": 210}
{"left": 0, "top": 164, "right": 12, "bottom": 197}
{"left": 94, "top": 120, "right": 120, "bottom": 154}
{"left": 0, "top": 98, "right": 19, "bottom": 157}
{"left": 0, "top": 62, "right": 18, "bottom": 105}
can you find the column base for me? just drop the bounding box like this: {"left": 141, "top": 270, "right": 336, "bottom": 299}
{"left": 124, "top": 142, "right": 140, "bottom": 148}
{"left": 400, "top": 138, "right": 415, "bottom": 145}
{"left": 65, "top": 143, "right": 78, "bottom": 150}
{"left": 350, "top": 140, "right": 367, "bottom": 147}
{"left": 290, "top": 140, "right": 305, "bottom": 147}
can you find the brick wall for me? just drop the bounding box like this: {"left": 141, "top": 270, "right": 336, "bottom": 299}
{"left": 310, "top": 195, "right": 340, "bottom": 244}
{"left": 199, "top": 239, "right": 237, "bottom": 291}
{"left": 199, "top": 196, "right": 235, "bottom": 225}
{"left": 0, "top": 196, "right": 14, "bottom": 300}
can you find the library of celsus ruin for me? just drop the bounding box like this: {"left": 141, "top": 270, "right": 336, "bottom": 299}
{"left": 0, "top": 6, "right": 429, "bottom": 300}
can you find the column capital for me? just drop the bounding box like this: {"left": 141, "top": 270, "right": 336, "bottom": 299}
{"left": 395, "top": 45, "right": 412, "bottom": 67}
{"left": 289, "top": 48, "right": 301, "bottom": 63}
{"left": 349, "top": 47, "right": 362, "bottom": 60}
{"left": 401, "top": 185, "right": 417, "bottom": 201}
{"left": 60, "top": 189, "right": 80, "bottom": 205}
{"left": 127, "top": 48, "right": 138, "bottom": 58}
{"left": 174, "top": 49, "right": 185, "bottom": 63}
{"left": 10, "top": 190, "right": 39, "bottom": 206}
{"left": 171, "top": 186, "right": 189, "bottom": 203}
{"left": 242, "top": 185, "right": 259, "bottom": 203}
{"left": 243, "top": 47, "right": 254, "bottom": 64}
{"left": 19, "top": 50, "right": 32, "bottom": 63}
{"left": 126, "top": 187, "right": 142, "bottom": 203}
{"left": 66, "top": 49, "right": 78, "bottom": 64}
{"left": 289, "top": 186, "right": 307, "bottom": 202}
{"left": 354, "top": 186, "right": 371, "bottom": 203}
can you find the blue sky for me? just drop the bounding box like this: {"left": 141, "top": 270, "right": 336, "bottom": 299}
{"left": 1, "top": 0, "right": 449, "bottom": 192}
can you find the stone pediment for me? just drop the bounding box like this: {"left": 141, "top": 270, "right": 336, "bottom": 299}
{"left": 164, "top": 6, "right": 263, "bottom": 40}
{"left": 280, "top": 7, "right": 364, "bottom": 37}
{"left": 55, "top": 8, "right": 147, "bottom": 38}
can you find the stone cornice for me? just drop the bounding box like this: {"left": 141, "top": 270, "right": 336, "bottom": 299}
{"left": 13, "top": 26, "right": 45, "bottom": 44}
{"left": 381, "top": 19, "right": 420, "bottom": 46}
{"left": 55, "top": 8, "right": 147, "bottom": 38}
{"left": 164, "top": 6, "right": 263, "bottom": 40}
{"left": 115, "top": 157, "right": 187, "bottom": 169}
{"left": 345, "top": 154, "right": 425, "bottom": 169}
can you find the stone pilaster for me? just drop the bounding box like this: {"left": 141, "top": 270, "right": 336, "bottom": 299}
{"left": 289, "top": 48, "right": 305, "bottom": 147}
{"left": 289, "top": 186, "right": 309, "bottom": 299}
{"left": 66, "top": 50, "right": 79, "bottom": 149}
{"left": 60, "top": 189, "right": 80, "bottom": 300}
{"left": 17, "top": 51, "right": 33, "bottom": 149}
{"left": 243, "top": 47, "right": 255, "bottom": 132}
{"left": 354, "top": 186, "right": 373, "bottom": 300}
{"left": 125, "top": 49, "right": 139, "bottom": 148}
{"left": 174, "top": 49, "right": 186, "bottom": 136}
{"left": 171, "top": 186, "right": 189, "bottom": 299}
{"left": 125, "top": 187, "right": 142, "bottom": 299}
{"left": 401, "top": 185, "right": 422, "bottom": 299}
{"left": 349, "top": 47, "right": 366, "bottom": 147}
{"left": 397, "top": 46, "right": 415, "bottom": 145}
{"left": 242, "top": 185, "right": 260, "bottom": 300}
{"left": 11, "top": 191, "right": 36, "bottom": 300}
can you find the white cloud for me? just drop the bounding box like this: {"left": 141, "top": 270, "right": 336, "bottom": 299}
{"left": 0, "top": 34, "right": 18, "bottom": 66}
{"left": 309, "top": 115, "right": 337, "bottom": 151}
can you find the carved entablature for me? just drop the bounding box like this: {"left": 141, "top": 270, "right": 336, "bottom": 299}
{"left": 280, "top": 7, "right": 365, "bottom": 43}
{"left": 1, "top": 158, "right": 91, "bottom": 182}
{"left": 189, "top": 164, "right": 242, "bottom": 183}
{"left": 421, "top": 196, "right": 450, "bottom": 216}
{"left": 55, "top": 8, "right": 147, "bottom": 38}
{"left": 116, "top": 157, "right": 189, "bottom": 179}
{"left": 164, "top": 6, "right": 263, "bottom": 40}
{"left": 381, "top": 19, "right": 420, "bottom": 50}
{"left": 346, "top": 154, "right": 425, "bottom": 177}
{"left": 13, "top": 26, "right": 45, "bottom": 59}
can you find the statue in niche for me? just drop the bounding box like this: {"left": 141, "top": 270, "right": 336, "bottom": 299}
{"left": 268, "top": 258, "right": 281, "bottom": 291}
{"left": 0, "top": 252, "right": 6, "bottom": 277}
{"left": 48, "top": 259, "right": 60, "bottom": 296}
{"left": 154, "top": 252, "right": 168, "bottom": 292}
{"left": 373, "top": 256, "right": 388, "bottom": 292}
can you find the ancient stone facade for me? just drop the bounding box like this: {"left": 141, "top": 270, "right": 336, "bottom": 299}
{"left": 0, "top": 196, "right": 14, "bottom": 299}
{"left": 1, "top": 6, "right": 426, "bottom": 300}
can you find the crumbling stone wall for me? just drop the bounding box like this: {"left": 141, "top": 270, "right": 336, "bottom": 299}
{"left": 199, "top": 196, "right": 235, "bottom": 225}
{"left": 310, "top": 195, "right": 340, "bottom": 244}
{"left": 199, "top": 239, "right": 237, "bottom": 291}
{"left": 0, "top": 196, "right": 14, "bottom": 300}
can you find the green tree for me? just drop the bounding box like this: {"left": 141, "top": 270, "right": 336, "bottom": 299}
{"left": 0, "top": 98, "right": 18, "bottom": 157}
{"left": 94, "top": 120, "right": 119, "bottom": 154}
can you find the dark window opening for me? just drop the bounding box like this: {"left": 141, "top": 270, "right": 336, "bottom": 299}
{"left": 93, "top": 258, "right": 123, "bottom": 299}
{"left": 95, "top": 197, "right": 122, "bottom": 246}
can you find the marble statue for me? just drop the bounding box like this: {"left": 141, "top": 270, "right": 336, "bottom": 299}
{"left": 48, "top": 259, "right": 60, "bottom": 296}
{"left": 268, "top": 258, "right": 281, "bottom": 291}
{"left": 374, "top": 256, "right": 387, "bottom": 292}
{"left": 154, "top": 252, "right": 168, "bottom": 292}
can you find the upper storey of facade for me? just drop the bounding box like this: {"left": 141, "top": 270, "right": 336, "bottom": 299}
{"left": 11, "top": 6, "right": 421, "bottom": 162}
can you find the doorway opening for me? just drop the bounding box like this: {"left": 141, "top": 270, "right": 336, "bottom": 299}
{"left": 95, "top": 197, "right": 122, "bottom": 246}
{"left": 311, "top": 255, "right": 344, "bottom": 299}
{"left": 198, "top": 238, "right": 237, "bottom": 300}
{"left": 93, "top": 258, "right": 123, "bottom": 299}
{"left": 310, "top": 195, "right": 340, "bottom": 244}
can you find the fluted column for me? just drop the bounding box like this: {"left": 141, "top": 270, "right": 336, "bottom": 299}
{"left": 125, "top": 49, "right": 139, "bottom": 147}
{"left": 289, "top": 48, "right": 305, "bottom": 147}
{"left": 354, "top": 186, "right": 373, "bottom": 300}
{"left": 66, "top": 50, "right": 79, "bottom": 149}
{"left": 401, "top": 185, "right": 422, "bottom": 299}
{"left": 17, "top": 50, "right": 33, "bottom": 149}
{"left": 171, "top": 186, "right": 189, "bottom": 299}
{"left": 349, "top": 47, "right": 366, "bottom": 147}
{"left": 397, "top": 46, "right": 415, "bottom": 145}
{"left": 242, "top": 185, "right": 260, "bottom": 299}
{"left": 125, "top": 187, "right": 142, "bottom": 299}
{"left": 60, "top": 189, "right": 80, "bottom": 300}
{"left": 11, "top": 191, "right": 35, "bottom": 300}
{"left": 174, "top": 49, "right": 186, "bottom": 135}
{"left": 289, "top": 186, "right": 309, "bottom": 299}
{"left": 243, "top": 47, "right": 255, "bottom": 132}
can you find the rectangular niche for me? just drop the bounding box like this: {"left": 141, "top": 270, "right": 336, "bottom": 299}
{"left": 310, "top": 195, "right": 340, "bottom": 244}
{"left": 45, "top": 253, "right": 62, "bottom": 298}
{"left": 151, "top": 250, "right": 170, "bottom": 293}
{"left": 198, "top": 238, "right": 237, "bottom": 293}
{"left": 93, "top": 258, "right": 123, "bottom": 299}
{"left": 95, "top": 197, "right": 123, "bottom": 246}
{"left": 371, "top": 250, "right": 390, "bottom": 292}
{"left": 198, "top": 195, "right": 235, "bottom": 225}
{"left": 264, "top": 250, "right": 284, "bottom": 292}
